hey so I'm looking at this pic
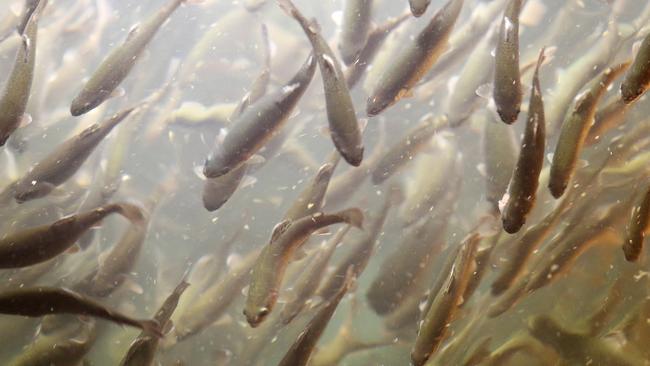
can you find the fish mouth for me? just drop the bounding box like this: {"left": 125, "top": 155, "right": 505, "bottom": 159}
{"left": 244, "top": 307, "right": 270, "bottom": 328}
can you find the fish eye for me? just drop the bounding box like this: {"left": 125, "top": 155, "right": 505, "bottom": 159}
{"left": 258, "top": 307, "right": 269, "bottom": 317}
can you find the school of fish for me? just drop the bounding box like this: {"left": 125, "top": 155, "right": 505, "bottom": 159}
{"left": 0, "top": 0, "right": 649, "bottom": 365}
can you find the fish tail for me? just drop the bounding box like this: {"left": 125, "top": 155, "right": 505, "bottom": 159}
{"left": 340, "top": 208, "right": 364, "bottom": 229}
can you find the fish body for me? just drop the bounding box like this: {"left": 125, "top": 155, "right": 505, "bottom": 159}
{"left": 339, "top": 0, "right": 373, "bottom": 65}
{"left": 70, "top": 0, "right": 186, "bottom": 116}
{"left": 0, "top": 202, "right": 143, "bottom": 268}
{"left": 244, "top": 208, "right": 363, "bottom": 327}
{"left": 493, "top": 0, "right": 522, "bottom": 124}
{"left": 279, "top": 0, "right": 364, "bottom": 166}
{"left": 0, "top": 3, "right": 40, "bottom": 146}
{"left": 623, "top": 186, "right": 650, "bottom": 261}
{"left": 13, "top": 108, "right": 135, "bottom": 203}
{"left": 621, "top": 32, "right": 650, "bottom": 103}
{"left": 366, "top": 0, "right": 463, "bottom": 116}
{"left": 203, "top": 53, "right": 316, "bottom": 178}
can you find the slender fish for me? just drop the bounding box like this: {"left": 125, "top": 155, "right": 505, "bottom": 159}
{"left": 493, "top": 0, "right": 523, "bottom": 124}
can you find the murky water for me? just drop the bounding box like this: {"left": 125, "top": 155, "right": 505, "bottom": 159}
{"left": 0, "top": 0, "right": 649, "bottom": 365}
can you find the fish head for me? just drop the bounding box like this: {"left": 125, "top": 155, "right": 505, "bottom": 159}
{"left": 366, "top": 94, "right": 393, "bottom": 117}
{"left": 243, "top": 305, "right": 271, "bottom": 328}
{"left": 202, "top": 179, "right": 230, "bottom": 211}
{"left": 14, "top": 180, "right": 53, "bottom": 203}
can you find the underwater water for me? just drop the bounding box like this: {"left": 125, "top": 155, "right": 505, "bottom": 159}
{"left": 0, "top": 0, "right": 649, "bottom": 365}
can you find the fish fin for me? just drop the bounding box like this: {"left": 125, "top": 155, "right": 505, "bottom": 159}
{"left": 339, "top": 208, "right": 364, "bottom": 229}
{"left": 126, "top": 23, "right": 140, "bottom": 42}
{"left": 270, "top": 219, "right": 292, "bottom": 243}
{"left": 19, "top": 113, "right": 32, "bottom": 128}
{"left": 109, "top": 86, "right": 126, "bottom": 99}
{"left": 475, "top": 83, "right": 492, "bottom": 100}
{"left": 318, "top": 126, "right": 331, "bottom": 137}
{"left": 240, "top": 175, "right": 257, "bottom": 189}
{"left": 115, "top": 202, "right": 146, "bottom": 224}
{"left": 122, "top": 276, "right": 144, "bottom": 294}
{"left": 246, "top": 154, "right": 266, "bottom": 166}
{"left": 193, "top": 164, "right": 207, "bottom": 181}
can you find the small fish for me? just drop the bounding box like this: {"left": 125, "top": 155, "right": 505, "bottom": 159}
{"left": 119, "top": 276, "right": 190, "bottom": 366}
{"left": 411, "top": 233, "right": 480, "bottom": 366}
{"left": 13, "top": 107, "right": 136, "bottom": 203}
{"left": 7, "top": 319, "right": 97, "bottom": 366}
{"left": 549, "top": 62, "right": 629, "bottom": 198}
{"left": 372, "top": 115, "right": 448, "bottom": 185}
{"left": 283, "top": 157, "right": 339, "bottom": 221}
{"left": 366, "top": 0, "right": 463, "bottom": 116}
{"left": 621, "top": 32, "right": 650, "bottom": 103}
{"left": 203, "top": 53, "right": 316, "bottom": 178}
{"left": 622, "top": 185, "right": 650, "bottom": 262}
{"left": 278, "top": 269, "right": 354, "bottom": 366}
{"left": 280, "top": 225, "right": 351, "bottom": 325}
{"left": 493, "top": 0, "right": 522, "bottom": 124}
{"left": 70, "top": 0, "right": 188, "bottom": 116}
{"left": 279, "top": 0, "right": 364, "bottom": 166}
{"left": 481, "top": 111, "right": 518, "bottom": 213}
{"left": 0, "top": 287, "right": 160, "bottom": 334}
{"left": 16, "top": 0, "right": 42, "bottom": 35}
{"left": 345, "top": 13, "right": 409, "bottom": 89}
{"left": 0, "top": 202, "right": 144, "bottom": 269}
{"left": 244, "top": 208, "right": 363, "bottom": 327}
{"left": 409, "top": 0, "right": 431, "bottom": 17}
{"left": 501, "top": 48, "right": 546, "bottom": 233}
{"left": 173, "top": 249, "right": 260, "bottom": 342}
{"left": 0, "top": 2, "right": 42, "bottom": 146}
{"left": 338, "top": 0, "right": 373, "bottom": 65}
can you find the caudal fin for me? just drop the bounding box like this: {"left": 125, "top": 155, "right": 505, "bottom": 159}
{"left": 114, "top": 202, "right": 147, "bottom": 224}
{"left": 338, "top": 208, "right": 364, "bottom": 229}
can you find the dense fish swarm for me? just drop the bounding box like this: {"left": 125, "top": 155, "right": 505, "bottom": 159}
{"left": 1, "top": 0, "right": 650, "bottom": 365}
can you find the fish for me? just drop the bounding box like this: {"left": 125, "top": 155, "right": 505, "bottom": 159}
{"left": 585, "top": 97, "right": 630, "bottom": 146}
{"left": 338, "top": 0, "right": 373, "bottom": 65}
{"left": 244, "top": 208, "right": 363, "bottom": 327}
{"left": 493, "top": 0, "right": 522, "bottom": 124}
{"left": 366, "top": 0, "right": 463, "bottom": 116}
{"left": 7, "top": 319, "right": 97, "bottom": 366}
{"left": 501, "top": 48, "right": 546, "bottom": 233}
{"left": 371, "top": 114, "right": 448, "bottom": 184}
{"left": 15, "top": 0, "right": 42, "bottom": 36}
{"left": 0, "top": 287, "right": 160, "bottom": 334}
{"left": 119, "top": 276, "right": 190, "bottom": 366}
{"left": 411, "top": 233, "right": 480, "bottom": 366}
{"left": 203, "top": 52, "right": 316, "bottom": 178}
{"left": 621, "top": 32, "right": 650, "bottom": 103}
{"left": 0, "top": 1, "right": 42, "bottom": 146}
{"left": 409, "top": 0, "right": 431, "bottom": 17}
{"left": 173, "top": 248, "right": 260, "bottom": 342}
{"left": 283, "top": 157, "right": 339, "bottom": 221}
{"left": 344, "top": 13, "right": 409, "bottom": 89}
{"left": 0, "top": 202, "right": 144, "bottom": 269}
{"left": 277, "top": 269, "right": 354, "bottom": 366}
{"left": 549, "top": 62, "right": 629, "bottom": 198}
{"left": 280, "top": 225, "right": 351, "bottom": 325}
{"left": 622, "top": 185, "right": 650, "bottom": 262}
{"left": 70, "top": 0, "right": 188, "bottom": 116}
{"left": 481, "top": 110, "right": 518, "bottom": 213}
{"left": 279, "top": 0, "right": 364, "bottom": 166}
{"left": 12, "top": 107, "right": 136, "bottom": 203}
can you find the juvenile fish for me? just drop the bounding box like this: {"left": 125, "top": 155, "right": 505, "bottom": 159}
{"left": 411, "top": 233, "right": 480, "bottom": 366}
{"left": 502, "top": 48, "right": 546, "bottom": 233}
{"left": 119, "top": 277, "right": 190, "bottom": 366}
{"left": 279, "top": 0, "right": 364, "bottom": 166}
{"left": 203, "top": 53, "right": 316, "bottom": 178}
{"left": 493, "top": 0, "right": 522, "bottom": 124}
{"left": 549, "top": 62, "right": 629, "bottom": 198}
{"left": 70, "top": 0, "right": 188, "bottom": 116}
{"left": 623, "top": 185, "right": 650, "bottom": 262}
{"left": 283, "top": 158, "right": 338, "bottom": 221}
{"left": 0, "top": 287, "right": 160, "bottom": 334}
{"left": 0, "top": 2, "right": 42, "bottom": 146}
{"left": 0, "top": 202, "right": 144, "bottom": 269}
{"left": 244, "top": 208, "right": 363, "bottom": 327}
{"left": 621, "top": 32, "right": 650, "bottom": 103}
{"left": 338, "top": 0, "right": 373, "bottom": 65}
{"left": 372, "top": 115, "right": 447, "bottom": 184}
{"left": 278, "top": 269, "right": 354, "bottom": 366}
{"left": 13, "top": 107, "right": 136, "bottom": 203}
{"left": 366, "top": 0, "right": 463, "bottom": 116}
{"left": 482, "top": 111, "right": 518, "bottom": 212}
